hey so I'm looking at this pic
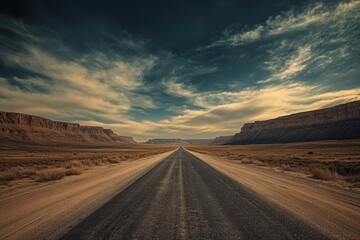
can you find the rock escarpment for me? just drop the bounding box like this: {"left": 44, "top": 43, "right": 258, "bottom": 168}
{"left": 0, "top": 112, "right": 136, "bottom": 144}
{"left": 231, "top": 101, "right": 360, "bottom": 144}
{"left": 212, "top": 135, "right": 234, "bottom": 144}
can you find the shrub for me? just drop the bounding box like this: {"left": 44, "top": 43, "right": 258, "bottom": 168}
{"left": 70, "top": 160, "right": 83, "bottom": 168}
{"left": 37, "top": 169, "right": 66, "bottom": 181}
{"left": 241, "top": 158, "right": 254, "bottom": 164}
{"left": 0, "top": 169, "right": 21, "bottom": 182}
{"left": 108, "top": 158, "right": 121, "bottom": 163}
{"left": 311, "top": 168, "right": 339, "bottom": 181}
{"left": 65, "top": 168, "right": 82, "bottom": 176}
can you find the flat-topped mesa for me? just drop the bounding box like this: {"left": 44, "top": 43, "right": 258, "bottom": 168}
{"left": 231, "top": 101, "right": 360, "bottom": 144}
{"left": 0, "top": 111, "right": 81, "bottom": 131}
{"left": 80, "top": 126, "right": 108, "bottom": 135}
{"left": 103, "top": 129, "right": 115, "bottom": 135}
{"left": 0, "top": 112, "right": 136, "bottom": 144}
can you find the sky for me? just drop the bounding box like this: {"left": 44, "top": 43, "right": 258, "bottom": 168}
{"left": 0, "top": 0, "right": 359, "bottom": 141}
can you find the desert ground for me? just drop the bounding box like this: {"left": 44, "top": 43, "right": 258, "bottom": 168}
{"left": 0, "top": 145, "right": 177, "bottom": 239}
{"left": 0, "top": 141, "right": 359, "bottom": 239}
{"left": 187, "top": 147, "right": 360, "bottom": 239}
{"left": 0, "top": 142, "right": 176, "bottom": 184}
{"left": 187, "top": 140, "right": 360, "bottom": 188}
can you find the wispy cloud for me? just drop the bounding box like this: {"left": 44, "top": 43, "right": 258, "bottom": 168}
{"left": 208, "top": 1, "right": 360, "bottom": 47}
{"left": 224, "top": 25, "right": 264, "bottom": 46}
{"left": 91, "top": 84, "right": 360, "bottom": 140}
{"left": 0, "top": 15, "right": 156, "bottom": 123}
{"left": 260, "top": 45, "right": 312, "bottom": 83}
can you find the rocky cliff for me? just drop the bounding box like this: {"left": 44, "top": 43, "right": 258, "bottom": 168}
{"left": 211, "top": 135, "right": 235, "bottom": 144}
{"left": 231, "top": 101, "right": 360, "bottom": 144}
{"left": 0, "top": 112, "right": 136, "bottom": 144}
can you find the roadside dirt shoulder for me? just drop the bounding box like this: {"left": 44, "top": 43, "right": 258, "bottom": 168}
{"left": 0, "top": 150, "right": 175, "bottom": 240}
{"left": 187, "top": 149, "right": 360, "bottom": 240}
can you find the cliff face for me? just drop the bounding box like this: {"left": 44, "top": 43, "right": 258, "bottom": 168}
{"left": 231, "top": 101, "right": 360, "bottom": 144}
{"left": 212, "top": 135, "right": 234, "bottom": 144}
{"left": 0, "top": 112, "right": 136, "bottom": 144}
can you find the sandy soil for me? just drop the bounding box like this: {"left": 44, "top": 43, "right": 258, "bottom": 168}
{"left": 186, "top": 140, "right": 360, "bottom": 187}
{"left": 0, "top": 149, "right": 175, "bottom": 240}
{"left": 0, "top": 143, "right": 175, "bottom": 184}
{"left": 188, "top": 149, "right": 360, "bottom": 239}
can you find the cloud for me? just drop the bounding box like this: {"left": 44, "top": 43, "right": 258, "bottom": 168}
{"left": 226, "top": 25, "right": 264, "bottom": 46}
{"left": 163, "top": 80, "right": 194, "bottom": 98}
{"left": 205, "top": 0, "right": 360, "bottom": 47}
{"left": 260, "top": 46, "right": 312, "bottom": 83}
{"left": 137, "top": 77, "right": 360, "bottom": 140}
{"left": 0, "top": 15, "right": 156, "bottom": 123}
{"left": 194, "top": 0, "right": 360, "bottom": 91}
{"left": 88, "top": 83, "right": 360, "bottom": 141}
{"left": 167, "top": 83, "right": 360, "bottom": 128}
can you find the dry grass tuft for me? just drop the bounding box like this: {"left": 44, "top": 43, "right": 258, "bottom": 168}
{"left": 281, "top": 164, "right": 294, "bottom": 171}
{"left": 0, "top": 170, "right": 21, "bottom": 182}
{"left": 240, "top": 158, "right": 254, "bottom": 164}
{"left": 65, "top": 168, "right": 82, "bottom": 176}
{"left": 108, "top": 158, "right": 121, "bottom": 163}
{"left": 70, "top": 160, "right": 83, "bottom": 168}
{"left": 311, "top": 168, "right": 339, "bottom": 181}
{"left": 37, "top": 169, "right": 66, "bottom": 181}
{"left": 0, "top": 167, "right": 36, "bottom": 183}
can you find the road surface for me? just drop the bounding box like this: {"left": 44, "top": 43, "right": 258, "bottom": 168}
{"left": 62, "top": 147, "right": 328, "bottom": 240}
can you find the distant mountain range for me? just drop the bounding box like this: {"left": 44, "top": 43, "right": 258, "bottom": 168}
{"left": 0, "top": 112, "right": 136, "bottom": 145}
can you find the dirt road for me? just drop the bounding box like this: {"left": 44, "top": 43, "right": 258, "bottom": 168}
{"left": 63, "top": 147, "right": 328, "bottom": 240}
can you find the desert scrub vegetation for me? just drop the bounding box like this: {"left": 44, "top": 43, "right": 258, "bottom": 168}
{"left": 187, "top": 140, "right": 360, "bottom": 187}
{"left": 0, "top": 165, "right": 83, "bottom": 183}
{"left": 1, "top": 157, "right": 137, "bottom": 184}
{"left": 0, "top": 144, "right": 176, "bottom": 184}
{"left": 36, "top": 168, "right": 83, "bottom": 181}
{"left": 36, "top": 169, "right": 67, "bottom": 181}
{"left": 311, "top": 168, "right": 340, "bottom": 181}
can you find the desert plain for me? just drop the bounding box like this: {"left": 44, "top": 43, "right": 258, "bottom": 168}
{"left": 0, "top": 140, "right": 359, "bottom": 239}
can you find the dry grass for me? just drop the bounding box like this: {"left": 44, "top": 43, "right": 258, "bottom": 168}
{"left": 311, "top": 168, "right": 340, "bottom": 181}
{"left": 187, "top": 140, "right": 360, "bottom": 187}
{"left": 37, "top": 169, "right": 66, "bottom": 181}
{"left": 65, "top": 168, "right": 82, "bottom": 176}
{"left": 0, "top": 143, "right": 176, "bottom": 184}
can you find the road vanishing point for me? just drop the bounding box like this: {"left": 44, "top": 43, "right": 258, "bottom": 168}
{"left": 62, "top": 147, "right": 328, "bottom": 240}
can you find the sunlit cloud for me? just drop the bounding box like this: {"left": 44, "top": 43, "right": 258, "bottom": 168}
{"left": 119, "top": 81, "right": 360, "bottom": 140}
{"left": 208, "top": 1, "right": 360, "bottom": 47}
{"left": 260, "top": 46, "right": 312, "bottom": 83}
{"left": 0, "top": 15, "right": 156, "bottom": 123}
